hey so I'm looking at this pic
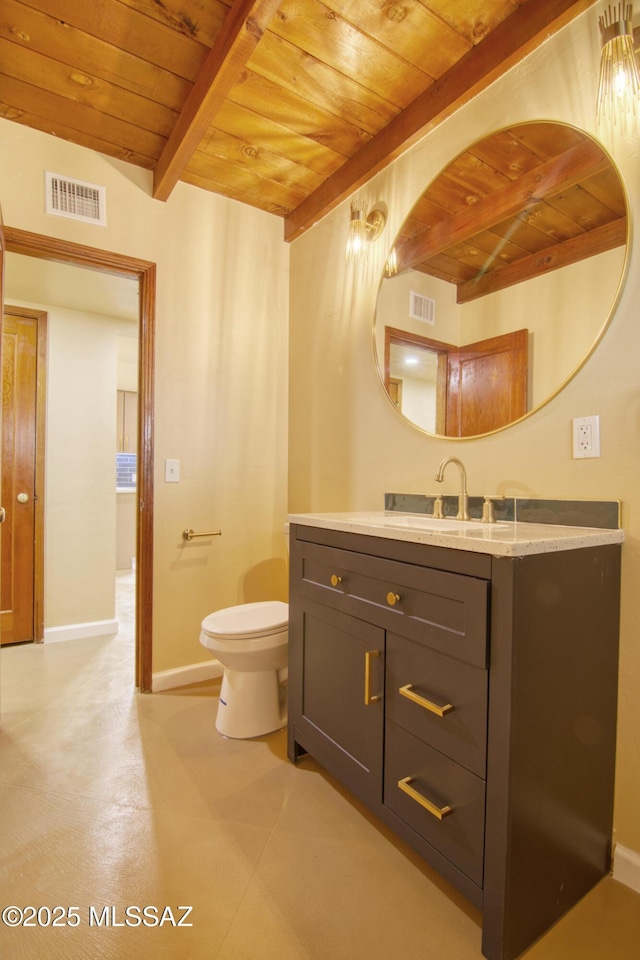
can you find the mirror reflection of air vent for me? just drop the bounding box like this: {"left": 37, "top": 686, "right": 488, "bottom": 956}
{"left": 410, "top": 291, "right": 435, "bottom": 324}
{"left": 45, "top": 171, "right": 106, "bottom": 226}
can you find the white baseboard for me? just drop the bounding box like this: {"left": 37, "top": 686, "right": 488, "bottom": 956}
{"left": 44, "top": 618, "right": 119, "bottom": 643}
{"left": 613, "top": 844, "right": 640, "bottom": 894}
{"left": 152, "top": 659, "right": 224, "bottom": 692}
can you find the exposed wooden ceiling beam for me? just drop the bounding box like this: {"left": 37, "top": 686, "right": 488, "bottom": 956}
{"left": 153, "top": 0, "right": 282, "bottom": 202}
{"left": 456, "top": 217, "right": 627, "bottom": 303}
{"left": 283, "top": 0, "right": 599, "bottom": 242}
{"left": 395, "top": 139, "right": 610, "bottom": 273}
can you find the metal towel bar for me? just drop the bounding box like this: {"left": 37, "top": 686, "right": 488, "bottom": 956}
{"left": 182, "top": 528, "right": 222, "bottom": 541}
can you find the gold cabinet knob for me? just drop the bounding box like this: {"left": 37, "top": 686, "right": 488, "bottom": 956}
{"left": 386, "top": 591, "right": 400, "bottom": 606}
{"left": 330, "top": 574, "right": 343, "bottom": 587}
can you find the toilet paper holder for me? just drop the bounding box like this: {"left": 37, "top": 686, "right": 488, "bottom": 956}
{"left": 182, "top": 528, "right": 222, "bottom": 542}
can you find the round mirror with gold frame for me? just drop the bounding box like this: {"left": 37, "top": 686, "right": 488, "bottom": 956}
{"left": 374, "top": 121, "right": 629, "bottom": 438}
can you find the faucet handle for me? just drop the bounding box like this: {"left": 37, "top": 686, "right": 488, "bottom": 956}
{"left": 433, "top": 495, "right": 444, "bottom": 519}
{"left": 481, "top": 495, "right": 505, "bottom": 524}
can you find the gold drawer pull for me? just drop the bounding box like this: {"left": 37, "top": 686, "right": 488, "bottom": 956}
{"left": 398, "top": 777, "right": 452, "bottom": 820}
{"left": 399, "top": 684, "right": 453, "bottom": 717}
{"left": 386, "top": 591, "right": 400, "bottom": 606}
{"left": 330, "top": 574, "right": 343, "bottom": 587}
{"left": 364, "top": 649, "right": 381, "bottom": 705}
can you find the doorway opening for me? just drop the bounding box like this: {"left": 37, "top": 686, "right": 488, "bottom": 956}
{"left": 3, "top": 227, "right": 155, "bottom": 691}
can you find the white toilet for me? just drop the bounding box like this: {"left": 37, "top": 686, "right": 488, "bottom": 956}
{"left": 199, "top": 600, "right": 288, "bottom": 739}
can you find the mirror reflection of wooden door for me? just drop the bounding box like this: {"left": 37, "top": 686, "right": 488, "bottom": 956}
{"left": 446, "top": 329, "right": 528, "bottom": 437}
{"left": 1, "top": 309, "right": 45, "bottom": 645}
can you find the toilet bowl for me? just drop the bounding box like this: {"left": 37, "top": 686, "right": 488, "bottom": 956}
{"left": 199, "top": 600, "right": 288, "bottom": 739}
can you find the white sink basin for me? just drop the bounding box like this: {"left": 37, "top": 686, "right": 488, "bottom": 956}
{"left": 381, "top": 513, "right": 509, "bottom": 532}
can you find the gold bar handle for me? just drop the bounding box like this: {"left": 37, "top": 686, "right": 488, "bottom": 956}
{"left": 399, "top": 683, "right": 453, "bottom": 717}
{"left": 398, "top": 777, "right": 452, "bottom": 820}
{"left": 364, "top": 649, "right": 381, "bottom": 705}
{"left": 182, "top": 528, "right": 222, "bottom": 541}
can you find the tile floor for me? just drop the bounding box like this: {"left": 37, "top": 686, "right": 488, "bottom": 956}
{"left": 1, "top": 572, "right": 639, "bottom": 959}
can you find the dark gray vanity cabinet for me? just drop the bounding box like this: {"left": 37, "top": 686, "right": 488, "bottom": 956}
{"left": 287, "top": 522, "right": 621, "bottom": 960}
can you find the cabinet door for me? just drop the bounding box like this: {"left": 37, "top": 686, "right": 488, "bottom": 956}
{"left": 123, "top": 391, "right": 138, "bottom": 453}
{"left": 117, "top": 390, "right": 125, "bottom": 451}
{"left": 291, "top": 597, "right": 384, "bottom": 808}
{"left": 117, "top": 390, "right": 138, "bottom": 453}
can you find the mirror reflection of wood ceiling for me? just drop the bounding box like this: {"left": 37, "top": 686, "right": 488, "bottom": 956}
{"left": 393, "top": 124, "right": 626, "bottom": 303}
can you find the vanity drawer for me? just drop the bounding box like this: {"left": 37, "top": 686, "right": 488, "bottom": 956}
{"left": 386, "top": 632, "right": 488, "bottom": 778}
{"left": 384, "top": 721, "right": 486, "bottom": 887}
{"left": 296, "top": 540, "right": 489, "bottom": 668}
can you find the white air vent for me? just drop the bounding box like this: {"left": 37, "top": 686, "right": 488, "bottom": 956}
{"left": 410, "top": 291, "right": 435, "bottom": 324}
{"left": 45, "top": 172, "right": 106, "bottom": 226}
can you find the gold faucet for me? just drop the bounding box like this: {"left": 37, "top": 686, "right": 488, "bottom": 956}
{"left": 434, "top": 456, "right": 469, "bottom": 521}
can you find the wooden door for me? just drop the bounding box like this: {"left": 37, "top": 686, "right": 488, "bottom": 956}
{"left": 1, "top": 312, "right": 38, "bottom": 644}
{"left": 446, "top": 329, "right": 528, "bottom": 437}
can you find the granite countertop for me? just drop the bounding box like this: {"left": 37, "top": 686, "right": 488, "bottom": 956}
{"left": 288, "top": 511, "right": 624, "bottom": 558}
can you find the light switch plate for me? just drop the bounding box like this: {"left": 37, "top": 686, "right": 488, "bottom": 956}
{"left": 164, "top": 458, "right": 181, "bottom": 482}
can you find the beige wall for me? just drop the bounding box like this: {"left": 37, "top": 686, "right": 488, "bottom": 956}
{"left": 0, "top": 115, "right": 289, "bottom": 674}
{"left": 289, "top": 7, "right": 640, "bottom": 855}
{"left": 117, "top": 332, "right": 139, "bottom": 392}
{"left": 45, "top": 305, "right": 118, "bottom": 628}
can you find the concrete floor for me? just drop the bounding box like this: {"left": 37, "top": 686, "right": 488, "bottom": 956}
{"left": 0, "top": 572, "right": 639, "bottom": 959}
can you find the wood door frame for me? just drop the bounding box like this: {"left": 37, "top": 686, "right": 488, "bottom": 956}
{"left": 3, "top": 305, "right": 47, "bottom": 642}
{"left": 4, "top": 227, "right": 155, "bottom": 692}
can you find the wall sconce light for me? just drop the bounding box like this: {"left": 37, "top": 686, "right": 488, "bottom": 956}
{"left": 345, "top": 200, "right": 386, "bottom": 262}
{"left": 597, "top": 3, "right": 640, "bottom": 121}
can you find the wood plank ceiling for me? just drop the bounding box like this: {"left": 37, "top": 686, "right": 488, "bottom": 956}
{"left": 0, "top": 0, "right": 600, "bottom": 248}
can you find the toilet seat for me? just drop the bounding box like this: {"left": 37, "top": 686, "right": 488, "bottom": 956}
{"left": 201, "top": 600, "right": 288, "bottom": 641}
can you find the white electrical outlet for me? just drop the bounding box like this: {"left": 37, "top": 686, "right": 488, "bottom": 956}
{"left": 164, "top": 458, "right": 181, "bottom": 482}
{"left": 572, "top": 416, "right": 600, "bottom": 459}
